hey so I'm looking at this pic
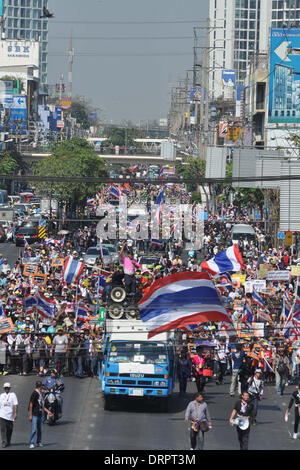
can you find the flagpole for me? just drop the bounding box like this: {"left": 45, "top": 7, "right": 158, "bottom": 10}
{"left": 95, "top": 269, "right": 101, "bottom": 317}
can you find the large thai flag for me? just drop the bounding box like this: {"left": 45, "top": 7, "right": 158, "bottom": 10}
{"left": 138, "top": 271, "right": 231, "bottom": 338}
{"left": 201, "top": 245, "right": 244, "bottom": 275}
{"left": 281, "top": 292, "right": 293, "bottom": 320}
{"left": 25, "top": 295, "right": 37, "bottom": 315}
{"left": 63, "top": 256, "right": 85, "bottom": 284}
{"left": 36, "top": 291, "right": 56, "bottom": 319}
{"left": 241, "top": 301, "right": 253, "bottom": 328}
{"left": 252, "top": 287, "right": 265, "bottom": 309}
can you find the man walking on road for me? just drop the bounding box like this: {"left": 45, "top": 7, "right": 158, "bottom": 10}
{"left": 28, "top": 381, "right": 53, "bottom": 449}
{"left": 229, "top": 391, "right": 254, "bottom": 450}
{"left": 184, "top": 393, "right": 212, "bottom": 450}
{"left": 0, "top": 382, "right": 18, "bottom": 448}
{"left": 230, "top": 344, "right": 245, "bottom": 397}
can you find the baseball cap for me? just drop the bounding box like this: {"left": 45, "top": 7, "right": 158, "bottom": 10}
{"left": 3, "top": 383, "right": 11, "bottom": 388}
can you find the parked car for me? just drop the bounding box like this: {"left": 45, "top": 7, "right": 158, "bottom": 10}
{"left": 102, "top": 244, "right": 119, "bottom": 264}
{"left": 138, "top": 255, "right": 160, "bottom": 271}
{"left": 83, "top": 246, "right": 112, "bottom": 267}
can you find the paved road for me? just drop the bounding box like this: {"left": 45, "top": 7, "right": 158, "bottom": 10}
{"left": 1, "top": 373, "right": 299, "bottom": 451}
{"left": 0, "top": 242, "right": 22, "bottom": 267}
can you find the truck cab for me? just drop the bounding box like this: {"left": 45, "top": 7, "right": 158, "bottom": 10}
{"left": 101, "top": 320, "right": 175, "bottom": 410}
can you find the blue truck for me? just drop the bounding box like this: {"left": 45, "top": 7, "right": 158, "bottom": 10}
{"left": 101, "top": 320, "right": 175, "bottom": 411}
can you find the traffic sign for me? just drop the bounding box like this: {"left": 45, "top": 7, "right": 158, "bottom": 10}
{"left": 38, "top": 219, "right": 46, "bottom": 239}
{"left": 277, "top": 231, "right": 285, "bottom": 240}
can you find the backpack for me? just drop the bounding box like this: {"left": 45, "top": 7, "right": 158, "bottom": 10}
{"left": 277, "top": 360, "right": 288, "bottom": 376}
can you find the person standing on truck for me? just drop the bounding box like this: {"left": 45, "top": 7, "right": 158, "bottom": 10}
{"left": 184, "top": 393, "right": 212, "bottom": 450}
{"left": 120, "top": 242, "right": 141, "bottom": 295}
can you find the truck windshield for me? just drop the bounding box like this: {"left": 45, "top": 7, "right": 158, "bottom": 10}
{"left": 109, "top": 341, "right": 168, "bottom": 364}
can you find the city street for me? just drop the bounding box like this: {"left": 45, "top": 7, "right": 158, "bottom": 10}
{"left": 2, "top": 374, "right": 299, "bottom": 451}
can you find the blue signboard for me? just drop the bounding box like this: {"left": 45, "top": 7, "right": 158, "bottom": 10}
{"left": 9, "top": 95, "right": 27, "bottom": 134}
{"left": 221, "top": 70, "right": 236, "bottom": 87}
{"left": 277, "top": 231, "right": 285, "bottom": 240}
{"left": 190, "top": 87, "right": 206, "bottom": 104}
{"left": 0, "top": 1, "right": 3, "bottom": 16}
{"left": 269, "top": 28, "right": 300, "bottom": 124}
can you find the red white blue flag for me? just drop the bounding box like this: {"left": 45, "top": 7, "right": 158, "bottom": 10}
{"left": 138, "top": 271, "right": 231, "bottom": 338}
{"left": 201, "top": 245, "right": 244, "bottom": 276}
{"left": 63, "top": 256, "right": 85, "bottom": 284}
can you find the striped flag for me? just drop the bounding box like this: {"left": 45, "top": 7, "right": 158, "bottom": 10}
{"left": 252, "top": 288, "right": 265, "bottom": 309}
{"left": 77, "top": 303, "right": 89, "bottom": 323}
{"left": 201, "top": 245, "right": 244, "bottom": 276}
{"left": 151, "top": 239, "right": 163, "bottom": 248}
{"left": 138, "top": 271, "right": 231, "bottom": 339}
{"left": 241, "top": 301, "right": 253, "bottom": 328}
{"left": 63, "top": 256, "right": 85, "bottom": 285}
{"left": 36, "top": 291, "right": 56, "bottom": 319}
{"left": 25, "top": 295, "right": 37, "bottom": 315}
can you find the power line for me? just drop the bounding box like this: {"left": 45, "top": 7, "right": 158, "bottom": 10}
{"left": 51, "top": 20, "right": 214, "bottom": 25}
{"left": 50, "top": 35, "right": 196, "bottom": 41}
{"left": 48, "top": 51, "right": 193, "bottom": 58}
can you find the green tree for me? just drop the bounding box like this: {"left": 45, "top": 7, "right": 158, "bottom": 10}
{"left": 33, "top": 138, "right": 108, "bottom": 206}
{"left": 105, "top": 127, "right": 143, "bottom": 147}
{"left": 176, "top": 157, "right": 206, "bottom": 203}
{"left": 68, "top": 102, "right": 90, "bottom": 129}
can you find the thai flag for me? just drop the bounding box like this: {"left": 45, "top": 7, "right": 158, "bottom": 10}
{"left": 0, "top": 256, "right": 3, "bottom": 267}
{"left": 98, "top": 275, "right": 107, "bottom": 294}
{"left": 151, "top": 239, "right": 163, "bottom": 248}
{"left": 252, "top": 288, "right": 265, "bottom": 309}
{"left": 63, "top": 256, "right": 85, "bottom": 284}
{"left": 87, "top": 198, "right": 95, "bottom": 204}
{"left": 0, "top": 302, "right": 6, "bottom": 318}
{"left": 25, "top": 295, "right": 37, "bottom": 315}
{"left": 200, "top": 245, "right": 244, "bottom": 276}
{"left": 154, "top": 188, "right": 164, "bottom": 225}
{"left": 241, "top": 302, "right": 253, "bottom": 328}
{"left": 281, "top": 293, "right": 292, "bottom": 320}
{"left": 159, "top": 166, "right": 164, "bottom": 179}
{"left": 108, "top": 184, "right": 121, "bottom": 199}
{"left": 138, "top": 271, "right": 231, "bottom": 338}
{"left": 77, "top": 304, "right": 89, "bottom": 323}
{"left": 60, "top": 236, "right": 65, "bottom": 248}
{"left": 24, "top": 237, "right": 30, "bottom": 256}
{"left": 36, "top": 291, "right": 56, "bottom": 319}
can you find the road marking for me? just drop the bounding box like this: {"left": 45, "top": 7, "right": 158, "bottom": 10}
{"left": 92, "top": 413, "right": 97, "bottom": 418}
{"left": 87, "top": 435, "right": 92, "bottom": 440}
{"left": 94, "top": 404, "right": 99, "bottom": 408}
{"left": 90, "top": 423, "right": 95, "bottom": 428}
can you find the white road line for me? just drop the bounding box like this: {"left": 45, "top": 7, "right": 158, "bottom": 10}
{"left": 90, "top": 423, "right": 95, "bottom": 428}
{"left": 87, "top": 435, "right": 93, "bottom": 440}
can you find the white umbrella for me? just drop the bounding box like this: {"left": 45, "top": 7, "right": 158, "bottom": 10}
{"left": 58, "top": 230, "right": 70, "bottom": 235}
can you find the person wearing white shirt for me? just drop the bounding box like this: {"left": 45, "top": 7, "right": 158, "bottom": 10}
{"left": 0, "top": 382, "right": 18, "bottom": 448}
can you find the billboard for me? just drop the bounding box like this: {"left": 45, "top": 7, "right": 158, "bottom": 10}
{"left": 190, "top": 87, "right": 206, "bottom": 104}
{"left": 269, "top": 28, "right": 300, "bottom": 124}
{"left": 0, "top": 39, "right": 39, "bottom": 68}
{"left": 221, "top": 70, "right": 236, "bottom": 87}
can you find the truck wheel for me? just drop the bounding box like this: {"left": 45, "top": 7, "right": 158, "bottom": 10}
{"left": 104, "top": 396, "right": 113, "bottom": 411}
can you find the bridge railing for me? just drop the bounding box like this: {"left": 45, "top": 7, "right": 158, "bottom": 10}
{"left": 18, "top": 143, "right": 161, "bottom": 157}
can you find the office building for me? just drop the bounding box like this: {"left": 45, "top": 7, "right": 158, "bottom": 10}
{"left": 0, "top": 0, "right": 48, "bottom": 92}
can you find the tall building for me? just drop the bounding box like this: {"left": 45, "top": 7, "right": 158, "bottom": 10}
{"left": 209, "top": 0, "right": 300, "bottom": 99}
{"left": 0, "top": 0, "right": 48, "bottom": 92}
{"left": 209, "top": 0, "right": 262, "bottom": 99}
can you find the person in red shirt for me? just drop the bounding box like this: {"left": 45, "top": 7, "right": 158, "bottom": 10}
{"left": 192, "top": 349, "right": 206, "bottom": 393}
{"left": 283, "top": 251, "right": 290, "bottom": 267}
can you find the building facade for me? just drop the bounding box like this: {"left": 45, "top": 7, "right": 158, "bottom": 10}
{"left": 1, "top": 0, "right": 48, "bottom": 92}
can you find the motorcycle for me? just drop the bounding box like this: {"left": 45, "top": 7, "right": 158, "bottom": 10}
{"left": 43, "top": 384, "right": 64, "bottom": 425}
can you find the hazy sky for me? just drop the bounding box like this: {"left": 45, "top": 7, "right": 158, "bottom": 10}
{"left": 48, "top": 0, "right": 208, "bottom": 124}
